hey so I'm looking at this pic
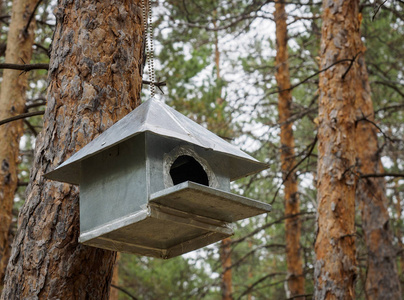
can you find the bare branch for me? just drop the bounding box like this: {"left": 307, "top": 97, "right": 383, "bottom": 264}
{"left": 360, "top": 173, "right": 404, "bottom": 179}
{"left": 270, "top": 135, "right": 318, "bottom": 204}
{"left": 266, "top": 57, "right": 355, "bottom": 96}
{"left": 111, "top": 284, "right": 138, "bottom": 300}
{"left": 0, "top": 63, "right": 49, "bottom": 71}
{"left": 285, "top": 293, "right": 313, "bottom": 299}
{"left": 0, "top": 111, "right": 44, "bottom": 126}
{"left": 341, "top": 52, "right": 362, "bottom": 80}
{"left": 231, "top": 211, "right": 315, "bottom": 245}
{"left": 24, "top": 119, "right": 38, "bottom": 136}
{"left": 237, "top": 272, "right": 286, "bottom": 300}
{"left": 142, "top": 80, "right": 166, "bottom": 87}
{"left": 372, "top": 0, "right": 389, "bottom": 21}
{"left": 0, "top": 64, "right": 167, "bottom": 88}
{"left": 24, "top": 0, "right": 43, "bottom": 34}
{"left": 356, "top": 112, "right": 396, "bottom": 143}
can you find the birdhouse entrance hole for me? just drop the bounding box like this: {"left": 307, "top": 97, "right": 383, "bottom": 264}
{"left": 169, "top": 155, "right": 209, "bottom": 186}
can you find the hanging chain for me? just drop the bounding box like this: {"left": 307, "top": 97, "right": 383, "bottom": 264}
{"left": 141, "top": 0, "right": 156, "bottom": 98}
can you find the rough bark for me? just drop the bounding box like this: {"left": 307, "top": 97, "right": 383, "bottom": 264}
{"left": 394, "top": 179, "right": 404, "bottom": 278}
{"left": 247, "top": 239, "right": 253, "bottom": 300}
{"left": 1, "top": 0, "right": 145, "bottom": 298}
{"left": 109, "top": 253, "right": 120, "bottom": 300}
{"left": 314, "top": 1, "right": 359, "bottom": 298}
{"left": 354, "top": 45, "right": 401, "bottom": 299}
{"left": 274, "top": 3, "right": 304, "bottom": 299}
{"left": 0, "top": 0, "right": 37, "bottom": 285}
{"left": 221, "top": 237, "right": 233, "bottom": 300}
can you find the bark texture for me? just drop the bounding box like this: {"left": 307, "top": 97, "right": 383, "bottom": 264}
{"left": 221, "top": 237, "right": 233, "bottom": 300}
{"left": 109, "top": 252, "right": 120, "bottom": 300}
{"left": 314, "top": 1, "right": 359, "bottom": 298}
{"left": 394, "top": 179, "right": 404, "bottom": 279}
{"left": 1, "top": 0, "right": 144, "bottom": 298}
{"left": 355, "top": 47, "right": 401, "bottom": 299}
{"left": 274, "top": 3, "right": 304, "bottom": 299}
{"left": 0, "top": 0, "right": 37, "bottom": 284}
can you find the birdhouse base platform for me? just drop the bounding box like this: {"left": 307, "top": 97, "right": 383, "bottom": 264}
{"left": 79, "top": 181, "right": 271, "bottom": 259}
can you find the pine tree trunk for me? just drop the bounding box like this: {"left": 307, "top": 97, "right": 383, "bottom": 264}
{"left": 354, "top": 43, "right": 401, "bottom": 299}
{"left": 1, "top": 0, "right": 145, "bottom": 298}
{"left": 221, "top": 237, "right": 233, "bottom": 300}
{"left": 274, "top": 3, "right": 304, "bottom": 299}
{"left": 314, "top": 1, "right": 359, "bottom": 298}
{"left": 109, "top": 253, "right": 120, "bottom": 300}
{"left": 0, "top": 0, "right": 37, "bottom": 286}
{"left": 214, "top": 19, "right": 233, "bottom": 300}
{"left": 394, "top": 179, "right": 404, "bottom": 279}
{"left": 247, "top": 239, "right": 253, "bottom": 300}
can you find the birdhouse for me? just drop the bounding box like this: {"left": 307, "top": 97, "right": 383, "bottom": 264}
{"left": 45, "top": 99, "right": 271, "bottom": 259}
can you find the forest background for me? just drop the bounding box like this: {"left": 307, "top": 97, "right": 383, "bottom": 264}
{"left": 0, "top": 0, "right": 403, "bottom": 299}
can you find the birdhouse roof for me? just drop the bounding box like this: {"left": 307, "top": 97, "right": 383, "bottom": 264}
{"left": 45, "top": 98, "right": 268, "bottom": 184}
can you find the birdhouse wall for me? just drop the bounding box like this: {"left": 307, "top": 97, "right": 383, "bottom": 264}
{"left": 79, "top": 134, "right": 147, "bottom": 234}
{"left": 144, "top": 133, "right": 231, "bottom": 197}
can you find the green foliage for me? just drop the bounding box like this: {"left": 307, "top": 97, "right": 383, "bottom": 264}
{"left": 118, "top": 254, "right": 219, "bottom": 299}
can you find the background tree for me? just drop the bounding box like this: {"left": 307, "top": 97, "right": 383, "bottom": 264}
{"left": 354, "top": 7, "right": 401, "bottom": 298}
{"left": 0, "top": 0, "right": 37, "bottom": 286}
{"left": 274, "top": 2, "right": 305, "bottom": 298}
{"left": 314, "top": 0, "right": 359, "bottom": 298}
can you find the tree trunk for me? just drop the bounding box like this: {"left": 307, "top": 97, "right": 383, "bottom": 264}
{"left": 109, "top": 253, "right": 120, "bottom": 300}
{"left": 354, "top": 42, "right": 401, "bottom": 299}
{"left": 247, "top": 239, "right": 253, "bottom": 300}
{"left": 1, "top": 0, "right": 145, "bottom": 298}
{"left": 314, "top": 1, "right": 359, "bottom": 298}
{"left": 214, "top": 17, "right": 233, "bottom": 300}
{"left": 0, "top": 0, "right": 37, "bottom": 286}
{"left": 221, "top": 237, "right": 233, "bottom": 300}
{"left": 394, "top": 179, "right": 404, "bottom": 279}
{"left": 274, "top": 3, "right": 304, "bottom": 299}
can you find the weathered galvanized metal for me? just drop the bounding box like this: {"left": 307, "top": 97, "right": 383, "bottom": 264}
{"left": 45, "top": 98, "right": 271, "bottom": 259}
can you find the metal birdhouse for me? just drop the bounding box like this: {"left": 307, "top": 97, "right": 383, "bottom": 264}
{"left": 45, "top": 98, "right": 271, "bottom": 259}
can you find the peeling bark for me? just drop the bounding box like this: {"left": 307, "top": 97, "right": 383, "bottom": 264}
{"left": 274, "top": 3, "right": 305, "bottom": 299}
{"left": 1, "top": 0, "right": 145, "bottom": 298}
{"left": 0, "top": 0, "right": 37, "bottom": 285}
{"left": 314, "top": 1, "right": 359, "bottom": 298}
{"left": 355, "top": 44, "right": 401, "bottom": 299}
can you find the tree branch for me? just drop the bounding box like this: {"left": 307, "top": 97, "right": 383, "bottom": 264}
{"left": 266, "top": 57, "right": 355, "bottom": 96}
{"left": 0, "top": 64, "right": 167, "bottom": 88}
{"left": 237, "top": 272, "right": 286, "bottom": 300}
{"left": 372, "top": 0, "right": 389, "bottom": 21}
{"left": 286, "top": 293, "right": 313, "bottom": 300}
{"left": 231, "top": 211, "right": 315, "bottom": 245}
{"left": 341, "top": 52, "right": 362, "bottom": 80}
{"left": 0, "top": 63, "right": 49, "bottom": 71}
{"left": 356, "top": 112, "right": 396, "bottom": 143}
{"left": 270, "top": 135, "right": 318, "bottom": 204}
{"left": 24, "top": 0, "right": 43, "bottom": 34}
{"left": 24, "top": 119, "right": 38, "bottom": 136}
{"left": 0, "top": 111, "right": 44, "bottom": 126}
{"left": 360, "top": 173, "right": 404, "bottom": 179}
{"left": 111, "top": 284, "right": 138, "bottom": 300}
{"left": 142, "top": 80, "right": 166, "bottom": 87}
